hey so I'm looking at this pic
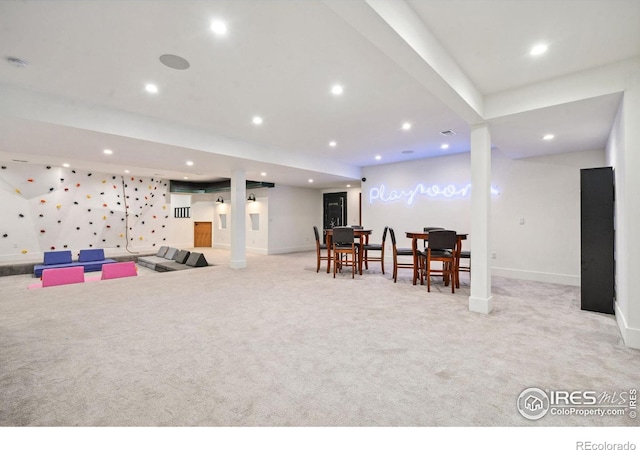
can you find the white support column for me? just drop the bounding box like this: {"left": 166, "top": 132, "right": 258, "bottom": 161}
{"left": 230, "top": 169, "right": 247, "bottom": 269}
{"left": 469, "top": 124, "right": 493, "bottom": 314}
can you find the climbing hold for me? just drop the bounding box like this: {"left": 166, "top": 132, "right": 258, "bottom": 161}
{"left": 76, "top": 227, "right": 80, "bottom": 230}
{"left": 56, "top": 204, "right": 62, "bottom": 209}
{"left": 21, "top": 249, "right": 28, "bottom": 254}
{"left": 103, "top": 216, "right": 107, "bottom": 220}
{"left": 18, "top": 213, "right": 24, "bottom": 218}
{"left": 76, "top": 183, "right": 80, "bottom": 187}
{"left": 27, "top": 178, "right": 34, "bottom": 182}
{"left": 40, "top": 229, "right": 45, "bottom": 233}
{"left": 40, "top": 199, "right": 46, "bottom": 204}
{"left": 86, "top": 194, "right": 91, "bottom": 199}
{"left": 15, "top": 188, "right": 21, "bottom": 194}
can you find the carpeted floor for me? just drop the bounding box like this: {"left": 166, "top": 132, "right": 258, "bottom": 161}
{"left": 0, "top": 248, "right": 637, "bottom": 427}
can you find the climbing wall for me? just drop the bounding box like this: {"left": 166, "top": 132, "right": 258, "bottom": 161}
{"left": 0, "top": 163, "right": 170, "bottom": 258}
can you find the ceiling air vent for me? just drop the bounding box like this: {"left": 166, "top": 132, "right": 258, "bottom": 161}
{"left": 6, "top": 57, "right": 29, "bottom": 68}
{"left": 440, "top": 129, "right": 456, "bottom": 136}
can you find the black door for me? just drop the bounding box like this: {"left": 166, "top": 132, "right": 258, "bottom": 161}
{"left": 323, "top": 192, "right": 347, "bottom": 232}
{"left": 580, "top": 167, "right": 615, "bottom": 314}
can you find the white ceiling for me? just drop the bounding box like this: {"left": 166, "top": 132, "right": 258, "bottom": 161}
{"left": 0, "top": 0, "right": 638, "bottom": 188}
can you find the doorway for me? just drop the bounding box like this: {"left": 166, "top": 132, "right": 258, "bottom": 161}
{"left": 194, "top": 221, "right": 212, "bottom": 247}
{"left": 323, "top": 192, "right": 347, "bottom": 231}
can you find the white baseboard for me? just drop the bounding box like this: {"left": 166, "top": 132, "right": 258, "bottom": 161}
{"left": 268, "top": 245, "right": 315, "bottom": 255}
{"left": 615, "top": 302, "right": 640, "bottom": 350}
{"left": 491, "top": 266, "right": 580, "bottom": 286}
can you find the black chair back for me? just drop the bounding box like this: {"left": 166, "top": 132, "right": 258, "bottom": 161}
{"left": 381, "top": 226, "right": 388, "bottom": 243}
{"left": 428, "top": 230, "right": 457, "bottom": 250}
{"left": 388, "top": 227, "right": 397, "bottom": 246}
{"left": 313, "top": 225, "right": 321, "bottom": 242}
{"left": 333, "top": 227, "right": 354, "bottom": 245}
{"left": 424, "top": 227, "right": 445, "bottom": 232}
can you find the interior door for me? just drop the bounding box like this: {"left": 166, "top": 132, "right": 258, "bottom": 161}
{"left": 323, "top": 192, "right": 347, "bottom": 230}
{"left": 194, "top": 221, "right": 212, "bottom": 247}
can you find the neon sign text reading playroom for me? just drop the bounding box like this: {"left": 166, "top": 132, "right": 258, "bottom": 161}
{"left": 369, "top": 183, "right": 499, "bottom": 205}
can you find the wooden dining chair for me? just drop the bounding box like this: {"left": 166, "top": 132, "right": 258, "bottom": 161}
{"left": 457, "top": 250, "right": 470, "bottom": 288}
{"left": 313, "top": 226, "right": 329, "bottom": 273}
{"left": 389, "top": 227, "right": 419, "bottom": 283}
{"left": 423, "top": 226, "right": 445, "bottom": 248}
{"left": 422, "top": 230, "right": 457, "bottom": 293}
{"left": 332, "top": 227, "right": 358, "bottom": 278}
{"left": 363, "top": 226, "right": 388, "bottom": 274}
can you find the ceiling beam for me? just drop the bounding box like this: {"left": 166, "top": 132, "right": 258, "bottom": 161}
{"left": 325, "top": 0, "right": 484, "bottom": 125}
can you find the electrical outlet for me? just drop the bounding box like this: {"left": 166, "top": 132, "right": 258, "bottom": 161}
{"left": 491, "top": 252, "right": 497, "bottom": 259}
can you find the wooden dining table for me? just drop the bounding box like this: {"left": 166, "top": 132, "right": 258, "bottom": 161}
{"left": 324, "top": 228, "right": 372, "bottom": 275}
{"left": 405, "top": 231, "right": 468, "bottom": 286}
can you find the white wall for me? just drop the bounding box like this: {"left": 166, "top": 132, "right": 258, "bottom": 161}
{"left": 169, "top": 193, "right": 193, "bottom": 248}
{"left": 362, "top": 148, "right": 606, "bottom": 285}
{"left": 268, "top": 185, "right": 321, "bottom": 254}
{"left": 606, "top": 70, "right": 640, "bottom": 349}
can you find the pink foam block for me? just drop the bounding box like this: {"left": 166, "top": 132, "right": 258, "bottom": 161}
{"left": 101, "top": 261, "right": 137, "bottom": 280}
{"left": 42, "top": 266, "right": 85, "bottom": 287}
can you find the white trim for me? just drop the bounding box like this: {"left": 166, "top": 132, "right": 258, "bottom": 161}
{"left": 469, "top": 295, "right": 493, "bottom": 314}
{"left": 268, "top": 245, "right": 316, "bottom": 255}
{"left": 615, "top": 301, "right": 640, "bottom": 350}
{"left": 491, "top": 266, "right": 580, "bottom": 286}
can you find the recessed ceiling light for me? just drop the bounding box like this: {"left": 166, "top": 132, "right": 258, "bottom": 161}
{"left": 308, "top": 179, "right": 314, "bottom": 183}
{"left": 124, "top": 170, "right": 130, "bottom": 174}
{"left": 331, "top": 84, "right": 344, "bottom": 96}
{"left": 183, "top": 177, "right": 189, "bottom": 180}
{"left": 62, "top": 163, "right": 70, "bottom": 168}
{"left": 186, "top": 161, "right": 194, "bottom": 166}
{"left": 329, "top": 141, "right": 337, "bottom": 148}
{"left": 375, "top": 155, "right": 382, "bottom": 160}
{"left": 530, "top": 43, "right": 548, "bottom": 56}
{"left": 103, "top": 149, "right": 113, "bottom": 155}
{"left": 210, "top": 19, "right": 228, "bottom": 35}
{"left": 252, "top": 116, "right": 263, "bottom": 125}
{"left": 260, "top": 172, "right": 267, "bottom": 177}
{"left": 346, "top": 184, "right": 351, "bottom": 188}
{"left": 401, "top": 122, "right": 412, "bottom": 131}
{"left": 145, "top": 83, "right": 158, "bottom": 94}
{"left": 543, "top": 134, "right": 555, "bottom": 141}
{"left": 440, "top": 144, "right": 449, "bottom": 150}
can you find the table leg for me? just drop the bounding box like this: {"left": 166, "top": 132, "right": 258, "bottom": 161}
{"left": 326, "top": 234, "right": 332, "bottom": 273}
{"left": 412, "top": 237, "right": 418, "bottom": 285}
{"left": 455, "top": 237, "right": 462, "bottom": 289}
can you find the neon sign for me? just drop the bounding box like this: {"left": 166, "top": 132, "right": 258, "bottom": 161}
{"left": 369, "top": 183, "right": 500, "bottom": 205}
